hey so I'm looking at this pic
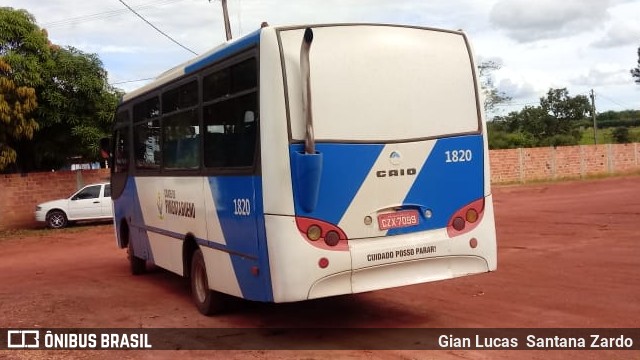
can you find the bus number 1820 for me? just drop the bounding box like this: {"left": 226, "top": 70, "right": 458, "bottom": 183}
{"left": 445, "top": 150, "right": 472, "bottom": 163}
{"left": 233, "top": 198, "right": 251, "bottom": 216}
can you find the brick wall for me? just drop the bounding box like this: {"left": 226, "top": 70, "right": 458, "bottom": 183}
{"left": 489, "top": 143, "right": 640, "bottom": 184}
{"left": 0, "top": 169, "right": 110, "bottom": 230}
{"left": 1, "top": 143, "right": 639, "bottom": 230}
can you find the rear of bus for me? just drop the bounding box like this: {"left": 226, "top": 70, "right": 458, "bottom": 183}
{"left": 259, "top": 24, "right": 497, "bottom": 302}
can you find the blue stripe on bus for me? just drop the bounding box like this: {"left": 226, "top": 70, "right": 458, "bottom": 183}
{"left": 290, "top": 143, "right": 384, "bottom": 225}
{"left": 289, "top": 136, "right": 484, "bottom": 237}
{"left": 130, "top": 224, "right": 259, "bottom": 260}
{"left": 184, "top": 29, "right": 261, "bottom": 75}
{"left": 207, "top": 176, "right": 273, "bottom": 302}
{"left": 386, "top": 135, "right": 485, "bottom": 235}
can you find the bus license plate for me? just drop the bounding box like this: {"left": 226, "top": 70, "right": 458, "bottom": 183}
{"left": 378, "top": 210, "right": 419, "bottom": 231}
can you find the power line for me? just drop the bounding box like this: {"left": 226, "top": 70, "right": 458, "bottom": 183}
{"left": 110, "top": 77, "right": 155, "bottom": 85}
{"left": 597, "top": 93, "right": 633, "bottom": 109}
{"left": 494, "top": 101, "right": 539, "bottom": 107}
{"left": 43, "top": 0, "right": 184, "bottom": 28}
{"left": 117, "top": 0, "right": 198, "bottom": 56}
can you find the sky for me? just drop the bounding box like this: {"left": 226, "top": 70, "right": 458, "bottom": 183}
{"left": 4, "top": 0, "right": 640, "bottom": 116}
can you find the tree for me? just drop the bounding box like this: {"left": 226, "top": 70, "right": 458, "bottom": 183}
{"left": 0, "top": 7, "right": 121, "bottom": 172}
{"left": 478, "top": 60, "right": 511, "bottom": 115}
{"left": 0, "top": 7, "right": 50, "bottom": 171}
{"left": 539, "top": 88, "right": 590, "bottom": 140}
{"left": 0, "top": 60, "right": 38, "bottom": 169}
{"left": 25, "top": 46, "right": 121, "bottom": 170}
{"left": 611, "top": 127, "right": 631, "bottom": 144}
{"left": 632, "top": 46, "right": 640, "bottom": 85}
{"left": 489, "top": 88, "right": 590, "bottom": 149}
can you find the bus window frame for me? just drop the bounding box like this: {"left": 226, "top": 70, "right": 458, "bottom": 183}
{"left": 129, "top": 91, "right": 161, "bottom": 175}
{"left": 161, "top": 76, "right": 202, "bottom": 172}
{"left": 116, "top": 47, "right": 261, "bottom": 178}
{"left": 200, "top": 49, "right": 260, "bottom": 177}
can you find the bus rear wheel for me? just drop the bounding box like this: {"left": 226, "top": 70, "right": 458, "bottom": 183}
{"left": 190, "top": 249, "right": 223, "bottom": 315}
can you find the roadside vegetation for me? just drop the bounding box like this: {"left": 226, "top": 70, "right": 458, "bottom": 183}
{"left": 488, "top": 90, "right": 640, "bottom": 149}
{"left": 488, "top": 42, "right": 640, "bottom": 149}
{"left": 1, "top": 7, "right": 121, "bottom": 173}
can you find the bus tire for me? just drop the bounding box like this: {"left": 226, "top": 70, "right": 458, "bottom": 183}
{"left": 190, "top": 249, "right": 223, "bottom": 315}
{"left": 128, "top": 237, "right": 146, "bottom": 275}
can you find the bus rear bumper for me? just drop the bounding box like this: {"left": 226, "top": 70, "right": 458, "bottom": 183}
{"left": 308, "top": 255, "right": 490, "bottom": 299}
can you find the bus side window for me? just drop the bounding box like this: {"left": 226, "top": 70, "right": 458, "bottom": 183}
{"left": 204, "top": 132, "right": 225, "bottom": 167}
{"left": 202, "top": 57, "right": 258, "bottom": 169}
{"left": 114, "top": 127, "right": 129, "bottom": 173}
{"left": 203, "top": 96, "right": 257, "bottom": 168}
{"left": 234, "top": 110, "right": 257, "bottom": 167}
{"left": 134, "top": 120, "right": 161, "bottom": 169}
{"left": 163, "top": 109, "right": 199, "bottom": 169}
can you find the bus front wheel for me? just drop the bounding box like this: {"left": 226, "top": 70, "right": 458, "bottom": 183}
{"left": 190, "top": 249, "right": 223, "bottom": 315}
{"left": 128, "top": 236, "right": 146, "bottom": 275}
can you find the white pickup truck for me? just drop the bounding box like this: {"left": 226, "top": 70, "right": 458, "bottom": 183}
{"left": 35, "top": 182, "right": 113, "bottom": 229}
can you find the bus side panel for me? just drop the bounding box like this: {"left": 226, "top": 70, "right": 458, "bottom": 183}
{"left": 205, "top": 176, "right": 273, "bottom": 302}
{"left": 135, "top": 177, "right": 207, "bottom": 276}
{"left": 114, "top": 176, "right": 153, "bottom": 263}
{"left": 119, "top": 175, "right": 272, "bottom": 301}
{"left": 259, "top": 28, "right": 296, "bottom": 217}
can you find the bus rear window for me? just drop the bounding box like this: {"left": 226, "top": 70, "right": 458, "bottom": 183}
{"left": 280, "top": 25, "right": 481, "bottom": 142}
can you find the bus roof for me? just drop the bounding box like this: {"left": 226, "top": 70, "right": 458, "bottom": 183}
{"left": 122, "top": 28, "right": 261, "bottom": 102}
{"left": 121, "top": 23, "right": 466, "bottom": 103}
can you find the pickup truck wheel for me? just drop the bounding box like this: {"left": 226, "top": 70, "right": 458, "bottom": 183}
{"left": 46, "top": 210, "right": 68, "bottom": 229}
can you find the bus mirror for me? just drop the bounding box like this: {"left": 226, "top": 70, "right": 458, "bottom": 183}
{"left": 99, "top": 138, "right": 111, "bottom": 159}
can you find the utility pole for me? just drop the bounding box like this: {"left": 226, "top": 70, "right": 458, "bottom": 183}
{"left": 209, "top": 0, "right": 232, "bottom": 41}
{"left": 590, "top": 89, "right": 597, "bottom": 145}
{"left": 221, "top": 0, "right": 232, "bottom": 41}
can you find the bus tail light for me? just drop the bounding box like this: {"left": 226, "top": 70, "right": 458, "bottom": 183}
{"left": 447, "top": 198, "right": 485, "bottom": 237}
{"left": 296, "top": 217, "right": 348, "bottom": 251}
{"left": 307, "top": 225, "right": 322, "bottom": 241}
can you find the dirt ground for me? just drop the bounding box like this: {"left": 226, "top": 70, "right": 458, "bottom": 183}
{"left": 1, "top": 176, "right": 639, "bottom": 359}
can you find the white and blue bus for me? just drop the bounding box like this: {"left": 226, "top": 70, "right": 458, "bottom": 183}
{"left": 109, "top": 23, "right": 497, "bottom": 315}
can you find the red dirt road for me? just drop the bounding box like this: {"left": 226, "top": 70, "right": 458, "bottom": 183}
{"left": 1, "top": 176, "right": 639, "bottom": 359}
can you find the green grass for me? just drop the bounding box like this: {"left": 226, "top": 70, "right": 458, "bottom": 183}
{"left": 579, "top": 126, "right": 640, "bottom": 145}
